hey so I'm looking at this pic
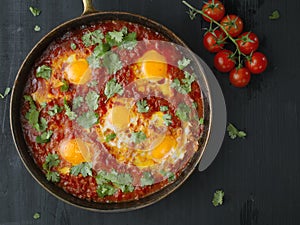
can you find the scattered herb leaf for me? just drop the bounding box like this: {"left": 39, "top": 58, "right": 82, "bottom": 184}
{"left": 136, "top": 99, "right": 149, "bottom": 113}
{"left": 64, "top": 98, "right": 77, "bottom": 120}
{"left": 199, "top": 117, "right": 204, "bottom": 125}
{"left": 163, "top": 114, "right": 172, "bottom": 126}
{"left": 227, "top": 123, "right": 246, "bottom": 139}
{"left": 36, "top": 130, "right": 53, "bottom": 144}
{"left": 102, "top": 52, "right": 123, "bottom": 74}
{"left": 105, "top": 133, "right": 116, "bottom": 142}
{"left": 34, "top": 25, "right": 41, "bottom": 32}
{"left": 212, "top": 190, "right": 224, "bottom": 207}
{"left": 160, "top": 106, "right": 168, "bottom": 112}
{"left": 70, "top": 43, "right": 77, "bottom": 50}
{"left": 33, "top": 212, "right": 40, "bottom": 220}
{"left": 82, "top": 30, "right": 104, "bottom": 47}
{"left": 269, "top": 10, "right": 280, "bottom": 20}
{"left": 29, "top": 6, "right": 41, "bottom": 16}
{"left": 131, "top": 131, "right": 146, "bottom": 144}
{"left": 175, "top": 103, "right": 190, "bottom": 122}
{"left": 104, "top": 78, "right": 124, "bottom": 100}
{"left": 76, "top": 111, "right": 99, "bottom": 129}
{"left": 48, "top": 105, "right": 63, "bottom": 117}
{"left": 96, "top": 183, "right": 117, "bottom": 197}
{"left": 0, "top": 87, "right": 11, "bottom": 99}
{"left": 171, "top": 71, "right": 195, "bottom": 94}
{"left": 36, "top": 65, "right": 51, "bottom": 80}
{"left": 42, "top": 153, "right": 60, "bottom": 182}
{"left": 46, "top": 171, "right": 60, "bottom": 182}
{"left": 72, "top": 96, "right": 84, "bottom": 110}
{"left": 60, "top": 80, "right": 69, "bottom": 92}
{"left": 87, "top": 80, "right": 98, "bottom": 88}
{"left": 178, "top": 57, "right": 191, "bottom": 70}
{"left": 70, "top": 162, "right": 93, "bottom": 177}
{"left": 86, "top": 90, "right": 100, "bottom": 111}
{"left": 160, "top": 170, "right": 175, "bottom": 182}
{"left": 140, "top": 172, "right": 154, "bottom": 186}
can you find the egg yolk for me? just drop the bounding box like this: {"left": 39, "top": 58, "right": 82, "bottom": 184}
{"left": 66, "top": 59, "right": 91, "bottom": 85}
{"left": 151, "top": 136, "right": 176, "bottom": 160}
{"left": 110, "top": 106, "right": 131, "bottom": 131}
{"left": 137, "top": 50, "right": 168, "bottom": 78}
{"left": 59, "top": 138, "right": 91, "bottom": 165}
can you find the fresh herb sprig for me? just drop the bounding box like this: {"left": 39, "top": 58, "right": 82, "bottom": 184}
{"left": 42, "top": 153, "right": 60, "bottom": 182}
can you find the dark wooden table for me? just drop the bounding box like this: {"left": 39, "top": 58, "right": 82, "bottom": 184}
{"left": 1, "top": 0, "right": 299, "bottom": 224}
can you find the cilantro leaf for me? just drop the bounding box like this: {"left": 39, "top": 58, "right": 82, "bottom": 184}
{"left": 36, "top": 130, "right": 53, "bottom": 143}
{"left": 163, "top": 114, "right": 172, "bottom": 126}
{"left": 70, "top": 43, "right": 77, "bottom": 50}
{"left": 170, "top": 71, "right": 195, "bottom": 94}
{"left": 46, "top": 171, "right": 60, "bottom": 182}
{"left": 160, "top": 106, "right": 168, "bottom": 112}
{"left": 269, "top": 10, "right": 280, "bottom": 20}
{"left": 0, "top": 87, "right": 11, "bottom": 99}
{"left": 43, "top": 153, "right": 60, "bottom": 170}
{"left": 87, "top": 80, "right": 98, "bottom": 87}
{"left": 104, "top": 78, "right": 124, "bottom": 100}
{"left": 105, "top": 27, "right": 128, "bottom": 46}
{"left": 35, "top": 117, "right": 47, "bottom": 132}
{"left": 33, "top": 212, "right": 40, "bottom": 220}
{"left": 105, "top": 133, "right": 116, "bottom": 142}
{"left": 227, "top": 123, "right": 246, "bottom": 139}
{"left": 60, "top": 80, "right": 69, "bottom": 92}
{"left": 72, "top": 96, "right": 84, "bottom": 109}
{"left": 102, "top": 52, "right": 123, "bottom": 74}
{"left": 140, "top": 172, "right": 154, "bottom": 187}
{"left": 136, "top": 99, "right": 149, "bottom": 113}
{"left": 87, "top": 43, "right": 110, "bottom": 69}
{"left": 85, "top": 90, "right": 99, "bottom": 111}
{"left": 131, "top": 131, "right": 146, "bottom": 144}
{"left": 212, "top": 190, "right": 224, "bottom": 207}
{"left": 175, "top": 103, "right": 191, "bottom": 122}
{"left": 120, "top": 32, "right": 137, "bottom": 50}
{"left": 96, "top": 183, "right": 117, "bottom": 197}
{"left": 29, "top": 6, "right": 41, "bottom": 16}
{"left": 82, "top": 30, "right": 104, "bottom": 47}
{"left": 36, "top": 65, "right": 52, "bottom": 80}
{"left": 64, "top": 98, "right": 77, "bottom": 120}
{"left": 199, "top": 117, "right": 204, "bottom": 125}
{"left": 178, "top": 57, "right": 191, "bottom": 70}
{"left": 70, "top": 162, "right": 93, "bottom": 177}
{"left": 34, "top": 25, "right": 41, "bottom": 32}
{"left": 160, "top": 170, "right": 175, "bottom": 182}
{"left": 87, "top": 53, "right": 101, "bottom": 69}
{"left": 76, "top": 111, "right": 99, "bottom": 128}
{"left": 48, "top": 105, "right": 63, "bottom": 117}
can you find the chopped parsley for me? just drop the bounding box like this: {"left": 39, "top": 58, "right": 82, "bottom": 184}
{"left": 163, "top": 114, "right": 172, "bottom": 126}
{"left": 36, "top": 65, "right": 51, "bottom": 80}
{"left": 42, "top": 153, "right": 60, "bottom": 182}
{"left": 85, "top": 90, "right": 99, "bottom": 111}
{"left": 105, "top": 133, "right": 116, "bottom": 142}
{"left": 160, "top": 170, "right": 175, "bottom": 182}
{"left": 70, "top": 42, "right": 77, "bottom": 50}
{"left": 136, "top": 99, "right": 149, "bottom": 113}
{"left": 227, "top": 123, "right": 246, "bottom": 139}
{"left": 36, "top": 130, "right": 53, "bottom": 144}
{"left": 199, "top": 117, "right": 204, "bottom": 125}
{"left": 63, "top": 98, "right": 77, "bottom": 120}
{"left": 0, "top": 87, "right": 11, "bottom": 99}
{"left": 87, "top": 43, "right": 110, "bottom": 69}
{"left": 76, "top": 111, "right": 99, "bottom": 129}
{"left": 48, "top": 105, "right": 63, "bottom": 117}
{"left": 34, "top": 25, "right": 41, "bottom": 32}
{"left": 120, "top": 32, "right": 137, "bottom": 50}
{"left": 105, "top": 27, "right": 128, "bottom": 46}
{"left": 212, "top": 190, "right": 224, "bottom": 207}
{"left": 70, "top": 162, "right": 93, "bottom": 177}
{"left": 33, "top": 212, "right": 40, "bottom": 220}
{"left": 171, "top": 71, "right": 195, "bottom": 94}
{"left": 104, "top": 78, "right": 124, "bottom": 100}
{"left": 175, "top": 103, "right": 191, "bottom": 122}
{"left": 60, "top": 80, "right": 69, "bottom": 92}
{"left": 72, "top": 96, "right": 84, "bottom": 109}
{"left": 177, "top": 57, "right": 191, "bottom": 70}
{"left": 29, "top": 6, "right": 41, "bottom": 16}
{"left": 140, "top": 172, "right": 154, "bottom": 186}
{"left": 102, "top": 52, "right": 123, "bottom": 74}
{"left": 269, "top": 10, "right": 280, "bottom": 20}
{"left": 87, "top": 80, "right": 98, "bottom": 87}
{"left": 160, "top": 105, "right": 168, "bottom": 112}
{"left": 131, "top": 131, "right": 146, "bottom": 144}
{"left": 96, "top": 170, "right": 134, "bottom": 197}
{"left": 82, "top": 30, "right": 104, "bottom": 47}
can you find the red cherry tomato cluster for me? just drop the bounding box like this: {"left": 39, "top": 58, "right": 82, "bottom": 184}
{"left": 197, "top": 0, "right": 268, "bottom": 87}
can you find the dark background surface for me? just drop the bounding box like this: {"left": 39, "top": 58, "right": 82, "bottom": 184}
{"left": 0, "top": 0, "right": 299, "bottom": 224}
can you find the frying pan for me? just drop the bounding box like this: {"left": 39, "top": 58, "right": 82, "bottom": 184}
{"left": 10, "top": 0, "right": 226, "bottom": 212}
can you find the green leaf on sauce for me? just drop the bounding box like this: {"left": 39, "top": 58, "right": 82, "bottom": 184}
{"left": 87, "top": 80, "right": 98, "bottom": 88}
{"left": 199, "top": 117, "right": 204, "bottom": 125}
{"left": 227, "top": 123, "right": 246, "bottom": 139}
{"left": 160, "top": 105, "right": 168, "bottom": 112}
{"left": 140, "top": 172, "right": 154, "bottom": 187}
{"left": 102, "top": 52, "right": 123, "bottom": 74}
{"left": 70, "top": 162, "right": 93, "bottom": 177}
{"left": 60, "top": 80, "right": 69, "bottom": 92}
{"left": 105, "top": 27, "right": 128, "bottom": 46}
{"left": 212, "top": 190, "right": 224, "bottom": 207}
{"left": 64, "top": 98, "right": 77, "bottom": 120}
{"left": 36, "top": 130, "right": 53, "bottom": 144}
{"left": 76, "top": 111, "right": 99, "bottom": 129}
{"left": 175, "top": 103, "right": 191, "bottom": 122}
{"left": 42, "top": 153, "right": 60, "bottom": 183}
{"left": 70, "top": 42, "right": 77, "bottom": 50}
{"left": 170, "top": 71, "right": 195, "bottom": 94}
{"left": 46, "top": 171, "right": 60, "bottom": 182}
{"left": 29, "top": 6, "right": 41, "bottom": 16}
{"left": 0, "top": 87, "right": 11, "bottom": 99}
{"left": 105, "top": 133, "right": 116, "bottom": 142}
{"left": 136, "top": 99, "right": 149, "bottom": 113}
{"left": 160, "top": 170, "right": 175, "bottom": 182}
{"left": 86, "top": 90, "right": 99, "bottom": 111}
{"left": 131, "top": 131, "right": 146, "bottom": 144}
{"left": 87, "top": 43, "right": 110, "bottom": 69}
{"left": 177, "top": 57, "right": 191, "bottom": 70}
{"left": 104, "top": 78, "right": 124, "bottom": 100}
{"left": 96, "top": 183, "right": 117, "bottom": 197}
{"left": 163, "top": 114, "right": 172, "bottom": 126}
{"left": 48, "top": 105, "right": 63, "bottom": 117}
{"left": 72, "top": 96, "right": 84, "bottom": 110}
{"left": 36, "top": 65, "right": 51, "bottom": 80}
{"left": 82, "top": 30, "right": 104, "bottom": 47}
{"left": 120, "top": 32, "right": 137, "bottom": 50}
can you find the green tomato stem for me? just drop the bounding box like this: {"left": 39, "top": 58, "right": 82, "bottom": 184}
{"left": 182, "top": 0, "right": 243, "bottom": 67}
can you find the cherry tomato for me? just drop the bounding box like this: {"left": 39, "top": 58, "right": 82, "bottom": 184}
{"left": 229, "top": 67, "right": 251, "bottom": 87}
{"left": 245, "top": 52, "right": 268, "bottom": 74}
{"left": 220, "top": 15, "right": 244, "bottom": 37}
{"left": 214, "top": 50, "right": 236, "bottom": 73}
{"left": 202, "top": 0, "right": 225, "bottom": 22}
{"left": 236, "top": 32, "right": 259, "bottom": 55}
{"left": 203, "top": 29, "right": 226, "bottom": 53}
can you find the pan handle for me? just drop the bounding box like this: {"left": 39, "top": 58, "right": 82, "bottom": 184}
{"left": 82, "top": 0, "right": 97, "bottom": 16}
